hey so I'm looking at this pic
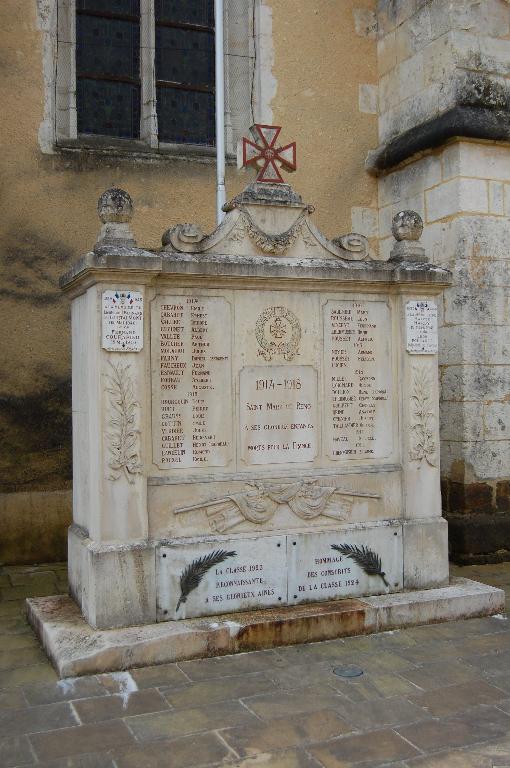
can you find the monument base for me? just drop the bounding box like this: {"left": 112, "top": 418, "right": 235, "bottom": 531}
{"left": 27, "top": 577, "right": 504, "bottom": 678}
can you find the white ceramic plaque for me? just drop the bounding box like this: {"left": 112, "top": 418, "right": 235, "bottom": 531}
{"left": 152, "top": 295, "right": 233, "bottom": 469}
{"left": 239, "top": 365, "right": 318, "bottom": 465}
{"left": 157, "top": 535, "right": 287, "bottom": 620}
{"left": 102, "top": 290, "right": 143, "bottom": 351}
{"left": 288, "top": 523, "right": 402, "bottom": 604}
{"left": 324, "top": 300, "right": 393, "bottom": 460}
{"left": 406, "top": 300, "right": 438, "bottom": 354}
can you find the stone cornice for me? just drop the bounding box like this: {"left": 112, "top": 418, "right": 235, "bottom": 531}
{"left": 367, "top": 106, "right": 510, "bottom": 175}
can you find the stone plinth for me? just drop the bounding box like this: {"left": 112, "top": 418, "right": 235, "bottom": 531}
{"left": 27, "top": 578, "right": 505, "bottom": 677}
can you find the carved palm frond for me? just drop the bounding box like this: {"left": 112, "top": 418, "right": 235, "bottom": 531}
{"left": 331, "top": 543, "right": 389, "bottom": 587}
{"left": 176, "top": 550, "right": 237, "bottom": 611}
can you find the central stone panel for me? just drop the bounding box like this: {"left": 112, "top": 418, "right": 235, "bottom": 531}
{"left": 239, "top": 365, "right": 318, "bottom": 465}
{"left": 150, "top": 285, "right": 406, "bottom": 620}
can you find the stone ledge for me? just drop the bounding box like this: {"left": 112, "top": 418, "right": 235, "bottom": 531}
{"left": 26, "top": 577, "right": 504, "bottom": 678}
{"left": 366, "top": 106, "right": 510, "bottom": 175}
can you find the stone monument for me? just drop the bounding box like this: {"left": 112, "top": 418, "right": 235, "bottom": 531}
{"left": 28, "top": 126, "right": 504, "bottom": 676}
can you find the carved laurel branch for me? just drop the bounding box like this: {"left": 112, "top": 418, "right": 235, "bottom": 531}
{"left": 409, "top": 365, "right": 437, "bottom": 467}
{"left": 231, "top": 208, "right": 316, "bottom": 255}
{"left": 105, "top": 361, "right": 143, "bottom": 483}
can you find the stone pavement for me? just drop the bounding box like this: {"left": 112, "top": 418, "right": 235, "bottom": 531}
{"left": 1, "top": 562, "right": 510, "bottom": 768}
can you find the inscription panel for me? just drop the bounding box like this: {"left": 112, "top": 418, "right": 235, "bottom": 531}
{"left": 157, "top": 536, "right": 287, "bottom": 620}
{"left": 152, "top": 296, "right": 232, "bottom": 469}
{"left": 406, "top": 300, "right": 438, "bottom": 354}
{"left": 288, "top": 524, "right": 402, "bottom": 604}
{"left": 324, "top": 300, "right": 393, "bottom": 460}
{"left": 102, "top": 290, "right": 143, "bottom": 351}
{"left": 239, "top": 365, "right": 318, "bottom": 465}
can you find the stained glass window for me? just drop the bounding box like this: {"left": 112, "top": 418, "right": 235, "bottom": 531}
{"left": 76, "top": 0, "right": 141, "bottom": 138}
{"left": 155, "top": 1, "right": 215, "bottom": 146}
{"left": 75, "top": 0, "right": 216, "bottom": 146}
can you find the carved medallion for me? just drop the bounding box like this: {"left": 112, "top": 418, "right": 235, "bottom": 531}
{"left": 255, "top": 306, "right": 301, "bottom": 361}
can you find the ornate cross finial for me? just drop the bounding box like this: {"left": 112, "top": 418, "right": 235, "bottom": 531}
{"left": 241, "top": 124, "right": 297, "bottom": 183}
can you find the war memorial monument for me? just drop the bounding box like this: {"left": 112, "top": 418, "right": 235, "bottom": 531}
{"left": 27, "top": 126, "right": 504, "bottom": 676}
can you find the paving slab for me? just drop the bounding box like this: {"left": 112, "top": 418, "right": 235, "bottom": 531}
{"left": 0, "top": 561, "right": 509, "bottom": 767}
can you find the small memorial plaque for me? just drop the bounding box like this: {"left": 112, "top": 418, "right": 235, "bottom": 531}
{"left": 239, "top": 365, "right": 318, "bottom": 465}
{"left": 157, "top": 536, "right": 287, "bottom": 620}
{"left": 288, "top": 525, "right": 402, "bottom": 604}
{"left": 406, "top": 300, "right": 438, "bottom": 354}
{"left": 102, "top": 290, "right": 143, "bottom": 352}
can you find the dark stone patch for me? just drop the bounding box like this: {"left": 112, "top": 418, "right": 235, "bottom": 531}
{"left": 497, "top": 481, "right": 510, "bottom": 513}
{"left": 0, "top": 377, "right": 71, "bottom": 492}
{"left": 448, "top": 514, "right": 510, "bottom": 565}
{"left": 449, "top": 482, "right": 493, "bottom": 514}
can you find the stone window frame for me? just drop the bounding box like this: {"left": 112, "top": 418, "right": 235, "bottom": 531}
{"left": 40, "top": 0, "right": 272, "bottom": 158}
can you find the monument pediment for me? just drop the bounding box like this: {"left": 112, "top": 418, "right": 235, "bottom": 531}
{"left": 162, "top": 182, "right": 370, "bottom": 262}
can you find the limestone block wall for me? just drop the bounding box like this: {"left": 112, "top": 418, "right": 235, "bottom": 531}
{"left": 378, "top": 141, "right": 510, "bottom": 562}
{"left": 376, "top": 0, "right": 510, "bottom": 148}
{"left": 373, "top": 0, "right": 510, "bottom": 562}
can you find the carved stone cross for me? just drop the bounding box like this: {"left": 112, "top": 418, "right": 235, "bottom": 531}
{"left": 240, "top": 124, "right": 297, "bottom": 183}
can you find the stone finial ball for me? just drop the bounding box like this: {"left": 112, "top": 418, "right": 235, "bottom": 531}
{"left": 97, "top": 188, "right": 133, "bottom": 223}
{"left": 391, "top": 210, "right": 423, "bottom": 241}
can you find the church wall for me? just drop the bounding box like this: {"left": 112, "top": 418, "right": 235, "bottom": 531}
{"left": 375, "top": 0, "right": 510, "bottom": 564}
{"left": 0, "top": 0, "right": 377, "bottom": 563}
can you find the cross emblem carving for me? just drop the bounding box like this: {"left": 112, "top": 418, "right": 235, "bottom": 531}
{"left": 241, "top": 124, "right": 297, "bottom": 183}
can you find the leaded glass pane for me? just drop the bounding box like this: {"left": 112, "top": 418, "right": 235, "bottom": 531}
{"left": 155, "top": 0, "right": 213, "bottom": 27}
{"left": 156, "top": 87, "right": 214, "bottom": 145}
{"left": 77, "top": 79, "right": 140, "bottom": 138}
{"left": 77, "top": 16, "right": 140, "bottom": 79}
{"left": 156, "top": 26, "right": 213, "bottom": 86}
{"left": 77, "top": 0, "right": 140, "bottom": 16}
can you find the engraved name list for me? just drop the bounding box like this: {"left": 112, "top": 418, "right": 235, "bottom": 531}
{"left": 153, "top": 296, "right": 232, "bottom": 468}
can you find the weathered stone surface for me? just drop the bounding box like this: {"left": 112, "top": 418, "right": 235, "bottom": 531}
{"left": 61, "top": 179, "right": 453, "bottom": 633}
{"left": 26, "top": 577, "right": 504, "bottom": 677}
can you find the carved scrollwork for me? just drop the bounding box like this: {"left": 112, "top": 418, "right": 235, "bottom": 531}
{"left": 332, "top": 232, "right": 369, "bottom": 259}
{"left": 409, "top": 365, "right": 437, "bottom": 467}
{"left": 162, "top": 223, "right": 206, "bottom": 251}
{"left": 175, "top": 479, "right": 380, "bottom": 533}
{"left": 105, "top": 361, "right": 142, "bottom": 483}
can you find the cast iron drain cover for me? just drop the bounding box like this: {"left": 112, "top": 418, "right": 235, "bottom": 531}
{"left": 333, "top": 664, "right": 364, "bottom": 678}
